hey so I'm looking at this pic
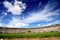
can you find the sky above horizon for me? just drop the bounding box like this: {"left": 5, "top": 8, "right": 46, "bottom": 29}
{"left": 0, "top": 0, "right": 60, "bottom": 28}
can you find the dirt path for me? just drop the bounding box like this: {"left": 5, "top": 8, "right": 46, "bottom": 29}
{"left": 1, "top": 37, "right": 60, "bottom": 40}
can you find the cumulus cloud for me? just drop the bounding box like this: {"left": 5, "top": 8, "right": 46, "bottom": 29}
{"left": 3, "top": 0, "right": 26, "bottom": 15}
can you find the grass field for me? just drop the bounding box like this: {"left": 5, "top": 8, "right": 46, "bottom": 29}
{"left": 0, "top": 32, "right": 60, "bottom": 38}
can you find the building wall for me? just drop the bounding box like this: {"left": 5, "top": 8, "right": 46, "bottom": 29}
{"left": 0, "top": 24, "right": 60, "bottom": 33}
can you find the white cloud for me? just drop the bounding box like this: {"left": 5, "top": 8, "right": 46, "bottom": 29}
{"left": 0, "top": 20, "right": 3, "bottom": 27}
{"left": 23, "top": 9, "right": 59, "bottom": 23}
{"left": 3, "top": 0, "right": 26, "bottom": 15}
{"left": 22, "top": 1, "right": 59, "bottom": 24}
{"left": 42, "top": 20, "right": 60, "bottom": 27}
{"left": 7, "top": 17, "right": 29, "bottom": 28}
{"left": 1, "top": 0, "right": 59, "bottom": 28}
{"left": 36, "top": 20, "right": 60, "bottom": 27}
{"left": 0, "top": 23, "right": 3, "bottom": 27}
{"left": 5, "top": 0, "right": 60, "bottom": 28}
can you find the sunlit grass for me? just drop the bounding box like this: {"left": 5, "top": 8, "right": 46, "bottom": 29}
{"left": 0, "top": 32, "right": 60, "bottom": 38}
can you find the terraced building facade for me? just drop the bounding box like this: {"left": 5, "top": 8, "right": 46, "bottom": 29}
{"left": 0, "top": 24, "right": 60, "bottom": 33}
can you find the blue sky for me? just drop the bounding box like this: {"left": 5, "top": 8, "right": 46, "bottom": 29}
{"left": 0, "top": 0, "right": 60, "bottom": 28}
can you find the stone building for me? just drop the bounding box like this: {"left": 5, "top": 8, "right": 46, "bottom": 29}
{"left": 0, "top": 24, "right": 60, "bottom": 33}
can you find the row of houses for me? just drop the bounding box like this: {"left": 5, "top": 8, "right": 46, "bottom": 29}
{"left": 0, "top": 24, "right": 60, "bottom": 33}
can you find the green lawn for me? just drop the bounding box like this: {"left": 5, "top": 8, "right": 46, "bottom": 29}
{"left": 0, "top": 32, "right": 60, "bottom": 38}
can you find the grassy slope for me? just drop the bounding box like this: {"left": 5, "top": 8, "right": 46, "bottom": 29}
{"left": 0, "top": 32, "right": 60, "bottom": 38}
